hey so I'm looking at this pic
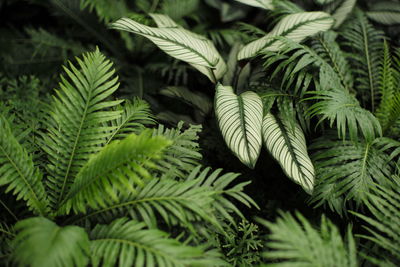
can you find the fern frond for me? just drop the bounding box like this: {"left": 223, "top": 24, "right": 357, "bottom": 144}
{"left": 342, "top": 9, "right": 384, "bottom": 111}
{"left": 0, "top": 115, "right": 49, "bottom": 216}
{"left": 90, "top": 218, "right": 220, "bottom": 267}
{"left": 106, "top": 98, "right": 155, "bottom": 145}
{"left": 352, "top": 181, "right": 400, "bottom": 262}
{"left": 41, "top": 48, "right": 122, "bottom": 209}
{"left": 69, "top": 175, "right": 216, "bottom": 227}
{"left": 12, "top": 217, "right": 90, "bottom": 267}
{"left": 80, "top": 0, "right": 130, "bottom": 23}
{"left": 310, "top": 137, "right": 393, "bottom": 213}
{"left": 307, "top": 86, "right": 382, "bottom": 142}
{"left": 311, "top": 31, "right": 353, "bottom": 91}
{"left": 259, "top": 211, "right": 358, "bottom": 266}
{"left": 60, "top": 131, "right": 171, "bottom": 214}
{"left": 153, "top": 122, "right": 203, "bottom": 179}
{"left": 376, "top": 41, "right": 400, "bottom": 135}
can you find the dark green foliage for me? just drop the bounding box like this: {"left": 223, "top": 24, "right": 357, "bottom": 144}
{"left": 2, "top": 0, "right": 400, "bottom": 266}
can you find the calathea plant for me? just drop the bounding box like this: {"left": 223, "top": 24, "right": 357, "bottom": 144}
{"left": 111, "top": 1, "right": 337, "bottom": 194}
{"left": 0, "top": 48, "right": 258, "bottom": 266}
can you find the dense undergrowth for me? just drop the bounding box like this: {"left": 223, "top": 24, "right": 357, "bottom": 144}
{"left": 1, "top": 0, "right": 400, "bottom": 266}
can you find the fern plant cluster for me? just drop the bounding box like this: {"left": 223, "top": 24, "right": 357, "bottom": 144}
{"left": 2, "top": 0, "right": 400, "bottom": 266}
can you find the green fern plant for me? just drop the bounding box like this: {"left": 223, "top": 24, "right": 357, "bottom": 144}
{"left": 0, "top": 49, "right": 258, "bottom": 266}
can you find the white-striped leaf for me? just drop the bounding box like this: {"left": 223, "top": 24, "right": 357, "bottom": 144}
{"left": 238, "top": 12, "right": 334, "bottom": 60}
{"left": 325, "top": 0, "right": 357, "bottom": 28}
{"left": 314, "top": 0, "right": 335, "bottom": 5}
{"left": 215, "top": 84, "right": 263, "bottom": 168}
{"left": 111, "top": 16, "right": 226, "bottom": 82}
{"left": 234, "top": 0, "right": 274, "bottom": 10}
{"left": 367, "top": 2, "right": 400, "bottom": 25}
{"left": 262, "top": 113, "right": 315, "bottom": 194}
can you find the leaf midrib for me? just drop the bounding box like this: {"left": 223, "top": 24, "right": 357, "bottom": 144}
{"left": 0, "top": 144, "right": 45, "bottom": 216}
{"left": 56, "top": 81, "right": 93, "bottom": 207}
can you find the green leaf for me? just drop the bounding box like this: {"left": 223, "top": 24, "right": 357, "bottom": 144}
{"left": 60, "top": 131, "right": 171, "bottom": 214}
{"left": 106, "top": 98, "right": 155, "bottom": 145}
{"left": 0, "top": 115, "right": 49, "bottom": 216}
{"left": 310, "top": 138, "right": 393, "bottom": 213}
{"left": 234, "top": 0, "right": 274, "bottom": 10}
{"left": 352, "top": 182, "right": 400, "bottom": 260}
{"left": 215, "top": 84, "right": 263, "bottom": 169}
{"left": 238, "top": 11, "right": 334, "bottom": 60}
{"left": 262, "top": 113, "right": 315, "bottom": 194}
{"left": 259, "top": 212, "right": 358, "bottom": 267}
{"left": 342, "top": 10, "right": 384, "bottom": 112}
{"left": 111, "top": 15, "right": 227, "bottom": 83}
{"left": 314, "top": 0, "right": 335, "bottom": 4}
{"left": 90, "top": 218, "right": 214, "bottom": 267}
{"left": 325, "top": 0, "right": 357, "bottom": 29}
{"left": 367, "top": 1, "right": 400, "bottom": 25}
{"left": 307, "top": 86, "right": 382, "bottom": 142}
{"left": 13, "top": 217, "right": 89, "bottom": 267}
{"left": 42, "top": 48, "right": 122, "bottom": 209}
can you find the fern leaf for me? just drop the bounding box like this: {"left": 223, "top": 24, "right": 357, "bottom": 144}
{"left": 60, "top": 131, "right": 171, "bottom": 214}
{"left": 367, "top": 1, "right": 400, "bottom": 26}
{"left": 70, "top": 176, "right": 216, "bottom": 227}
{"left": 310, "top": 137, "right": 393, "bottom": 213}
{"left": 42, "top": 49, "right": 122, "bottom": 209}
{"left": 352, "top": 182, "right": 400, "bottom": 261}
{"left": 311, "top": 31, "right": 353, "bottom": 91}
{"left": 12, "top": 217, "right": 90, "bottom": 267}
{"left": 234, "top": 0, "right": 274, "bottom": 10}
{"left": 0, "top": 115, "right": 49, "bottom": 216}
{"left": 307, "top": 86, "right": 382, "bottom": 141}
{"left": 342, "top": 9, "right": 384, "bottom": 112}
{"left": 111, "top": 15, "right": 227, "bottom": 83}
{"left": 152, "top": 122, "right": 203, "bottom": 179}
{"left": 69, "top": 166, "right": 256, "bottom": 230}
{"left": 106, "top": 98, "right": 155, "bottom": 145}
{"left": 238, "top": 12, "right": 334, "bottom": 60}
{"left": 215, "top": 84, "right": 263, "bottom": 169}
{"left": 90, "top": 218, "right": 214, "bottom": 267}
{"left": 262, "top": 113, "right": 315, "bottom": 194}
{"left": 259, "top": 212, "right": 358, "bottom": 267}
{"left": 376, "top": 41, "right": 400, "bottom": 135}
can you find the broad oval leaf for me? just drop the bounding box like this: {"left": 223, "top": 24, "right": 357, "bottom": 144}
{"left": 367, "top": 1, "right": 400, "bottom": 25}
{"left": 262, "top": 113, "right": 315, "bottom": 194}
{"left": 238, "top": 11, "right": 334, "bottom": 60}
{"left": 111, "top": 15, "right": 227, "bottom": 82}
{"left": 215, "top": 84, "right": 263, "bottom": 169}
{"left": 234, "top": 0, "right": 274, "bottom": 10}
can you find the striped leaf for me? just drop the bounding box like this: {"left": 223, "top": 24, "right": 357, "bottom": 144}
{"left": 234, "top": 0, "right": 274, "bottom": 10}
{"left": 367, "top": 2, "right": 400, "bottom": 25}
{"left": 314, "top": 0, "right": 335, "bottom": 5}
{"left": 262, "top": 113, "right": 315, "bottom": 194}
{"left": 325, "top": 0, "right": 357, "bottom": 28}
{"left": 238, "top": 11, "right": 334, "bottom": 60}
{"left": 111, "top": 15, "right": 226, "bottom": 83}
{"left": 215, "top": 84, "right": 263, "bottom": 169}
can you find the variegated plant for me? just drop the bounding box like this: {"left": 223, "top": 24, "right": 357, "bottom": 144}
{"left": 111, "top": 6, "right": 338, "bottom": 194}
